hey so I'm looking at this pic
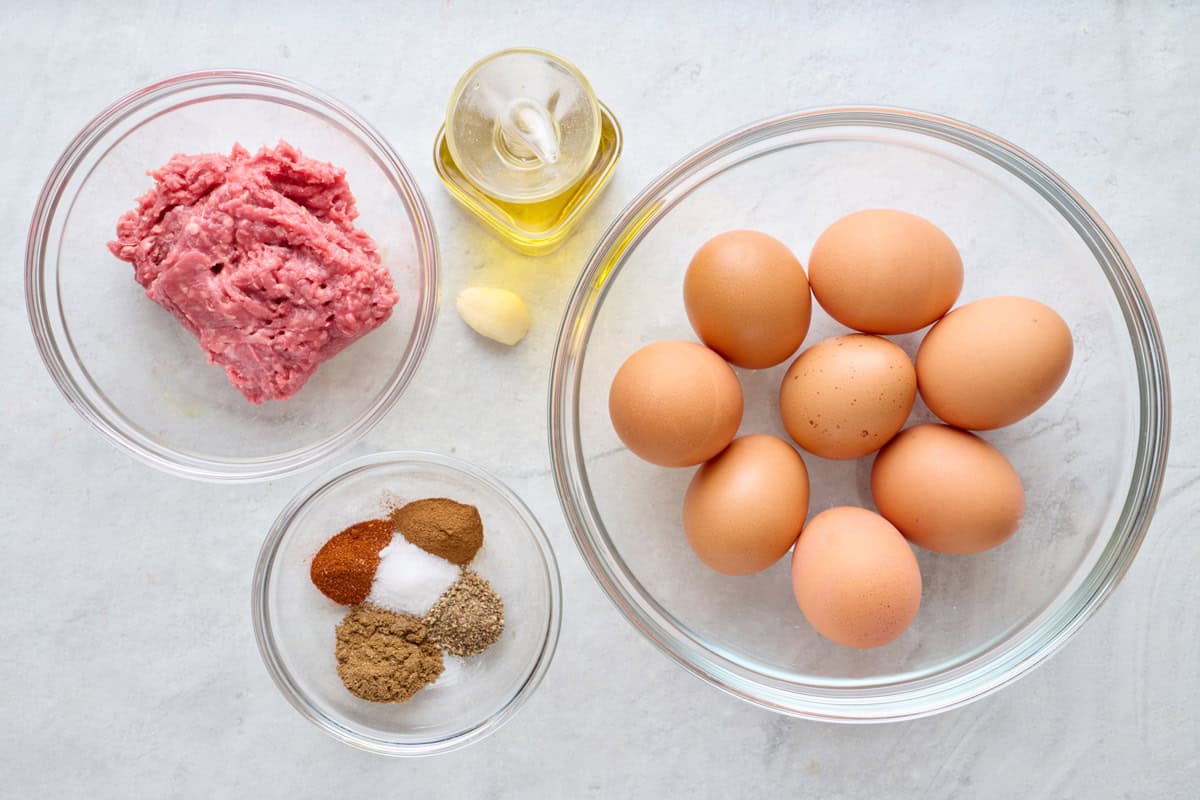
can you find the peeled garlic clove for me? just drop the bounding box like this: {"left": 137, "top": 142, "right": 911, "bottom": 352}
{"left": 456, "top": 287, "right": 531, "bottom": 346}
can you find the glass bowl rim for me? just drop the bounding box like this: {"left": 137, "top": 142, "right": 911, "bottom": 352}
{"left": 547, "top": 105, "right": 1171, "bottom": 722}
{"left": 24, "top": 68, "right": 441, "bottom": 483}
{"left": 251, "top": 450, "right": 563, "bottom": 756}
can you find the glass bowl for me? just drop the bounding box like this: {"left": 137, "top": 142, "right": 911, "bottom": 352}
{"left": 25, "top": 70, "right": 439, "bottom": 482}
{"left": 549, "top": 107, "right": 1170, "bottom": 722}
{"left": 252, "top": 451, "right": 561, "bottom": 755}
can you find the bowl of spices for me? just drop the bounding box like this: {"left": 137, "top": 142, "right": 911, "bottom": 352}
{"left": 253, "top": 451, "right": 561, "bottom": 755}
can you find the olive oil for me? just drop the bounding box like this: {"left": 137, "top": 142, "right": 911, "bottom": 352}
{"left": 434, "top": 48, "right": 622, "bottom": 256}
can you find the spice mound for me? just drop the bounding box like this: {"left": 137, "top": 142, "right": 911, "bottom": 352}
{"left": 107, "top": 141, "right": 399, "bottom": 404}
{"left": 391, "top": 498, "right": 484, "bottom": 565}
{"left": 366, "top": 535, "right": 460, "bottom": 616}
{"left": 309, "top": 495, "right": 505, "bottom": 704}
{"left": 310, "top": 519, "right": 394, "bottom": 605}
{"left": 335, "top": 605, "right": 443, "bottom": 703}
{"left": 424, "top": 569, "right": 505, "bottom": 657}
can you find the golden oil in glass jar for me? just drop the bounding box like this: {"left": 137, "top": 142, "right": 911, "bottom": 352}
{"left": 434, "top": 48, "right": 622, "bottom": 256}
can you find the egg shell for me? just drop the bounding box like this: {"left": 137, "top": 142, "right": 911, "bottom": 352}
{"left": 778, "top": 334, "right": 916, "bottom": 460}
{"left": 791, "top": 506, "right": 922, "bottom": 649}
{"left": 683, "top": 230, "right": 813, "bottom": 369}
{"left": 871, "top": 423, "right": 1025, "bottom": 554}
{"left": 609, "top": 340, "right": 743, "bottom": 467}
{"left": 808, "top": 209, "right": 963, "bottom": 334}
{"left": 683, "top": 434, "right": 810, "bottom": 575}
{"left": 916, "top": 295, "right": 1073, "bottom": 430}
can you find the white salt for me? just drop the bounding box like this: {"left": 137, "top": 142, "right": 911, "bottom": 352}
{"left": 366, "top": 534, "right": 459, "bottom": 616}
{"left": 429, "top": 655, "right": 467, "bottom": 690}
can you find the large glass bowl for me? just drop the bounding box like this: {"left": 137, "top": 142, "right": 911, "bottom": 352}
{"left": 25, "top": 70, "right": 439, "bottom": 482}
{"left": 549, "top": 107, "right": 1170, "bottom": 721}
{"left": 253, "top": 451, "right": 561, "bottom": 755}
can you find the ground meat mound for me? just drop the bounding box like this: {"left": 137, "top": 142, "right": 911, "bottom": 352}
{"left": 108, "top": 141, "right": 399, "bottom": 403}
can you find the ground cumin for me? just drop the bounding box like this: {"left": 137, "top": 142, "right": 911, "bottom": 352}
{"left": 423, "top": 569, "right": 505, "bottom": 657}
{"left": 390, "top": 498, "right": 484, "bottom": 565}
{"left": 335, "top": 604, "right": 444, "bottom": 703}
{"left": 310, "top": 519, "right": 394, "bottom": 605}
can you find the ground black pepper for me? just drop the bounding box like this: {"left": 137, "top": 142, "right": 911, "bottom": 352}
{"left": 423, "top": 569, "right": 505, "bottom": 657}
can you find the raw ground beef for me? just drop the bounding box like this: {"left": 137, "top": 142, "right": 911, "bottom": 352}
{"left": 108, "top": 141, "right": 399, "bottom": 403}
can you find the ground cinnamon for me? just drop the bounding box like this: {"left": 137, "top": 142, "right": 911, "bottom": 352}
{"left": 310, "top": 519, "right": 394, "bottom": 605}
{"left": 390, "top": 498, "right": 484, "bottom": 565}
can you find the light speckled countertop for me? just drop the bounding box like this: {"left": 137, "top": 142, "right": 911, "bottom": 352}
{"left": 2, "top": 1, "right": 1197, "bottom": 796}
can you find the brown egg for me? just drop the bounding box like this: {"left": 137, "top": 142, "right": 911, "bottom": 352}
{"left": 683, "top": 434, "right": 810, "bottom": 575}
{"left": 778, "top": 334, "right": 916, "bottom": 460}
{"left": 916, "top": 296, "right": 1073, "bottom": 430}
{"left": 808, "top": 209, "right": 963, "bottom": 334}
{"left": 609, "top": 340, "right": 743, "bottom": 467}
{"left": 871, "top": 424, "right": 1025, "bottom": 554}
{"left": 791, "top": 506, "right": 921, "bottom": 649}
{"left": 684, "top": 230, "right": 812, "bottom": 368}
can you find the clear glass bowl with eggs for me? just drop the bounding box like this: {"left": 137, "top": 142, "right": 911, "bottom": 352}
{"left": 25, "top": 70, "right": 439, "bottom": 482}
{"left": 253, "top": 452, "right": 562, "bottom": 754}
{"left": 549, "top": 107, "right": 1170, "bottom": 721}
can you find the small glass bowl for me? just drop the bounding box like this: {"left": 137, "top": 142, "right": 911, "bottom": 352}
{"left": 549, "top": 107, "right": 1170, "bottom": 722}
{"left": 25, "top": 70, "right": 439, "bottom": 482}
{"left": 252, "top": 452, "right": 561, "bottom": 756}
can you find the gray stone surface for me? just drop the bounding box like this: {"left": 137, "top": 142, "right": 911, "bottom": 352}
{"left": 1, "top": 1, "right": 1196, "bottom": 796}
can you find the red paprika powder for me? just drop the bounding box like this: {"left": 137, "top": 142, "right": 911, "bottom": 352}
{"left": 309, "top": 519, "right": 394, "bottom": 604}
